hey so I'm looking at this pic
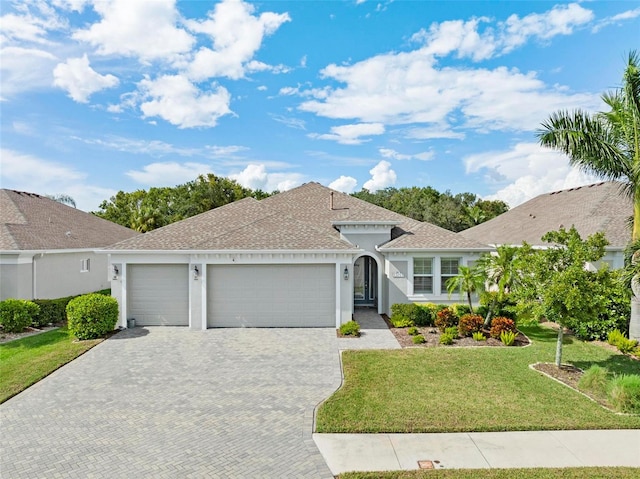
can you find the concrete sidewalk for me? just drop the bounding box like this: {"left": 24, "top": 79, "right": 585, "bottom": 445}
{"left": 314, "top": 430, "right": 640, "bottom": 475}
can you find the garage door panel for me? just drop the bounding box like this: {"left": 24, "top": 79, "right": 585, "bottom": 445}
{"left": 128, "top": 264, "right": 189, "bottom": 326}
{"left": 208, "top": 264, "right": 335, "bottom": 327}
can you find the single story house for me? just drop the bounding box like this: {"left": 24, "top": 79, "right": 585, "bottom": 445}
{"left": 105, "top": 182, "right": 491, "bottom": 329}
{"left": 0, "top": 189, "right": 139, "bottom": 301}
{"left": 460, "top": 182, "right": 631, "bottom": 270}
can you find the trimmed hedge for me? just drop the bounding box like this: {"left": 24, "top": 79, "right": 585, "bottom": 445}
{"left": 66, "top": 293, "right": 119, "bottom": 340}
{"left": 0, "top": 299, "right": 40, "bottom": 333}
{"left": 32, "top": 289, "right": 111, "bottom": 328}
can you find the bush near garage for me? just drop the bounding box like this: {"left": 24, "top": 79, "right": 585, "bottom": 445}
{"left": 66, "top": 293, "right": 119, "bottom": 340}
{"left": 0, "top": 299, "right": 40, "bottom": 333}
{"left": 32, "top": 289, "right": 111, "bottom": 328}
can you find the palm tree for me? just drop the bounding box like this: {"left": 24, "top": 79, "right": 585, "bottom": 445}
{"left": 446, "top": 265, "right": 485, "bottom": 312}
{"left": 537, "top": 51, "right": 640, "bottom": 239}
{"left": 476, "top": 245, "right": 520, "bottom": 325}
{"left": 538, "top": 51, "right": 640, "bottom": 340}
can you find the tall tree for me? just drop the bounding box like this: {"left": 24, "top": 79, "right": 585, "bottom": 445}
{"left": 513, "top": 227, "right": 609, "bottom": 367}
{"left": 475, "top": 245, "right": 520, "bottom": 326}
{"left": 537, "top": 51, "right": 640, "bottom": 239}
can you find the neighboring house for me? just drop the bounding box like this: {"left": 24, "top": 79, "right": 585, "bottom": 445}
{"left": 105, "top": 182, "right": 491, "bottom": 329}
{"left": 461, "top": 182, "right": 632, "bottom": 270}
{"left": 0, "top": 189, "right": 139, "bottom": 301}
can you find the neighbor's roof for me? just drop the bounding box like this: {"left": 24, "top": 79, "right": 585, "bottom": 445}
{"left": 0, "top": 189, "right": 139, "bottom": 250}
{"left": 108, "top": 182, "right": 490, "bottom": 252}
{"left": 460, "top": 182, "right": 631, "bottom": 249}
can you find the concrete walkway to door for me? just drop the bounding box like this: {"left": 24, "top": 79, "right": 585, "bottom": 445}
{"left": 337, "top": 307, "right": 400, "bottom": 350}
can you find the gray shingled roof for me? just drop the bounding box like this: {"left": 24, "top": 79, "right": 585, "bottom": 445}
{"left": 380, "top": 222, "right": 491, "bottom": 251}
{"left": 460, "top": 182, "right": 631, "bottom": 248}
{"left": 107, "top": 182, "right": 490, "bottom": 252}
{"left": 0, "top": 189, "right": 139, "bottom": 250}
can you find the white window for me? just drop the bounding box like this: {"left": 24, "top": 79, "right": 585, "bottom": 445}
{"left": 441, "top": 258, "right": 460, "bottom": 293}
{"left": 413, "top": 258, "right": 433, "bottom": 294}
{"left": 80, "top": 258, "right": 90, "bottom": 272}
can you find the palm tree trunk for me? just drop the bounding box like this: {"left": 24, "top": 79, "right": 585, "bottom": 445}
{"left": 634, "top": 198, "right": 640, "bottom": 241}
{"left": 467, "top": 292, "right": 474, "bottom": 313}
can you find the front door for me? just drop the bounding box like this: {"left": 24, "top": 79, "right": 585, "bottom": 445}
{"left": 354, "top": 256, "right": 377, "bottom": 306}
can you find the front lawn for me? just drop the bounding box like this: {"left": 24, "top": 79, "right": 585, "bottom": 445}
{"left": 340, "top": 467, "right": 640, "bottom": 479}
{"left": 317, "top": 324, "right": 640, "bottom": 433}
{"left": 0, "top": 327, "right": 103, "bottom": 403}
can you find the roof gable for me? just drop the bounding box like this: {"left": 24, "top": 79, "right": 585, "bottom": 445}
{"left": 0, "top": 190, "right": 139, "bottom": 250}
{"left": 380, "top": 221, "right": 490, "bottom": 251}
{"left": 460, "top": 182, "right": 631, "bottom": 248}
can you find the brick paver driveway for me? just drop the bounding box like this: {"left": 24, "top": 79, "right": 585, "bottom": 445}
{"left": 1, "top": 327, "right": 342, "bottom": 478}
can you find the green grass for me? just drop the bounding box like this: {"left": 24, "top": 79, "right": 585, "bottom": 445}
{"left": 340, "top": 468, "right": 640, "bottom": 479}
{"left": 0, "top": 327, "right": 103, "bottom": 403}
{"left": 317, "top": 324, "right": 640, "bottom": 433}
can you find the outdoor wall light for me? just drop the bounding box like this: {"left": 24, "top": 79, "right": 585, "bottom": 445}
{"left": 193, "top": 265, "right": 199, "bottom": 280}
{"left": 343, "top": 266, "right": 349, "bottom": 280}
{"left": 112, "top": 265, "right": 119, "bottom": 280}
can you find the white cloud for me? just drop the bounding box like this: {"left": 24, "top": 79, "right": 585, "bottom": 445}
{"left": 310, "top": 123, "right": 385, "bottom": 145}
{"left": 0, "top": 3, "right": 67, "bottom": 45}
{"left": 363, "top": 160, "right": 396, "bottom": 191}
{"left": 328, "top": 176, "right": 358, "bottom": 193}
{"left": 73, "top": 0, "right": 194, "bottom": 62}
{"left": 126, "top": 161, "right": 212, "bottom": 185}
{"left": 270, "top": 114, "right": 306, "bottom": 130}
{"left": 0, "top": 46, "right": 58, "bottom": 98}
{"left": 53, "top": 54, "right": 119, "bottom": 103}
{"left": 0, "top": 148, "right": 112, "bottom": 211}
{"left": 299, "top": 47, "right": 600, "bottom": 133}
{"left": 464, "top": 142, "right": 600, "bottom": 207}
{"left": 379, "top": 148, "right": 434, "bottom": 161}
{"left": 184, "top": 0, "right": 290, "bottom": 81}
{"left": 138, "top": 75, "right": 232, "bottom": 128}
{"left": 593, "top": 7, "right": 640, "bottom": 32}
{"left": 229, "top": 164, "right": 304, "bottom": 192}
{"left": 413, "top": 3, "right": 594, "bottom": 61}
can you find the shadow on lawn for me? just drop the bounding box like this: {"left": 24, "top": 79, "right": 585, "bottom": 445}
{"left": 572, "top": 356, "right": 640, "bottom": 376}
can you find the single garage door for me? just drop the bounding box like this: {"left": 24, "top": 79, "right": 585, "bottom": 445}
{"left": 207, "top": 264, "right": 335, "bottom": 327}
{"left": 127, "top": 264, "right": 189, "bottom": 326}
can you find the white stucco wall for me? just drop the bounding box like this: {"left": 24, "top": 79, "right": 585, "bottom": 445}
{"left": 1, "top": 251, "right": 110, "bottom": 300}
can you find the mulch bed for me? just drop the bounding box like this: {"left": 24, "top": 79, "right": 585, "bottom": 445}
{"left": 0, "top": 325, "right": 59, "bottom": 345}
{"left": 381, "top": 315, "right": 530, "bottom": 348}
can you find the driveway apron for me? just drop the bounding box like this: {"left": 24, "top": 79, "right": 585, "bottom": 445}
{"left": 1, "top": 327, "right": 342, "bottom": 478}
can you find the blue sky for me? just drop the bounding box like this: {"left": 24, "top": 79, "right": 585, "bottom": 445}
{"left": 1, "top": 0, "right": 638, "bottom": 212}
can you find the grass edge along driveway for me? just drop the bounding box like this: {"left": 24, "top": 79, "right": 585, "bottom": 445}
{"left": 317, "top": 324, "right": 640, "bottom": 433}
{"left": 0, "top": 327, "right": 103, "bottom": 404}
{"left": 339, "top": 467, "right": 640, "bottom": 479}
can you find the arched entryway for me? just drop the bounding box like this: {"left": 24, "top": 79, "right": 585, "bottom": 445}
{"left": 353, "top": 255, "right": 378, "bottom": 307}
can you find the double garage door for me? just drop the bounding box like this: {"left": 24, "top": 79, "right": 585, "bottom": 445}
{"left": 208, "top": 264, "right": 335, "bottom": 327}
{"left": 127, "top": 264, "right": 335, "bottom": 327}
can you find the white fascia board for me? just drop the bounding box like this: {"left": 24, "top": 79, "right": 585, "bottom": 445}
{"left": 102, "top": 248, "right": 362, "bottom": 255}
{"left": 377, "top": 247, "right": 493, "bottom": 253}
{"left": 1, "top": 248, "right": 102, "bottom": 255}
{"left": 331, "top": 220, "right": 399, "bottom": 226}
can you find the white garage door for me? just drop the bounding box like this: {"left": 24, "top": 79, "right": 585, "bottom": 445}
{"left": 127, "top": 264, "right": 189, "bottom": 326}
{"left": 207, "top": 264, "right": 335, "bottom": 327}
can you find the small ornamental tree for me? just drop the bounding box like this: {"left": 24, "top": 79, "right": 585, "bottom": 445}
{"left": 513, "top": 226, "right": 609, "bottom": 367}
{"left": 0, "top": 299, "right": 40, "bottom": 333}
{"left": 66, "top": 294, "right": 119, "bottom": 340}
{"left": 445, "top": 265, "right": 485, "bottom": 313}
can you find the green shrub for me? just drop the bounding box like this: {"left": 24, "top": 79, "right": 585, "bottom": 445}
{"left": 66, "top": 294, "right": 118, "bottom": 340}
{"left": 450, "top": 304, "right": 471, "bottom": 317}
{"left": 340, "top": 320, "right": 361, "bottom": 337}
{"left": 435, "top": 307, "right": 458, "bottom": 332}
{"left": 0, "top": 299, "right": 40, "bottom": 333}
{"left": 578, "top": 365, "right": 609, "bottom": 397}
{"left": 439, "top": 332, "right": 455, "bottom": 345}
{"left": 472, "top": 331, "right": 486, "bottom": 341}
{"left": 490, "top": 317, "right": 516, "bottom": 339}
{"left": 390, "top": 303, "right": 414, "bottom": 328}
{"left": 32, "top": 296, "right": 74, "bottom": 327}
{"left": 607, "top": 330, "right": 639, "bottom": 354}
{"left": 500, "top": 330, "right": 516, "bottom": 346}
{"left": 407, "top": 326, "right": 419, "bottom": 336}
{"left": 413, "top": 304, "right": 437, "bottom": 326}
{"left": 444, "top": 326, "right": 459, "bottom": 338}
{"left": 607, "top": 329, "right": 626, "bottom": 347}
{"left": 479, "top": 291, "right": 517, "bottom": 319}
{"left": 607, "top": 374, "right": 640, "bottom": 414}
{"left": 458, "top": 314, "right": 484, "bottom": 336}
{"left": 412, "top": 334, "right": 426, "bottom": 344}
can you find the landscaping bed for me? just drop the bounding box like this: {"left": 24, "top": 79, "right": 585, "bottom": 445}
{"left": 339, "top": 467, "right": 640, "bottom": 479}
{"left": 389, "top": 324, "right": 529, "bottom": 348}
